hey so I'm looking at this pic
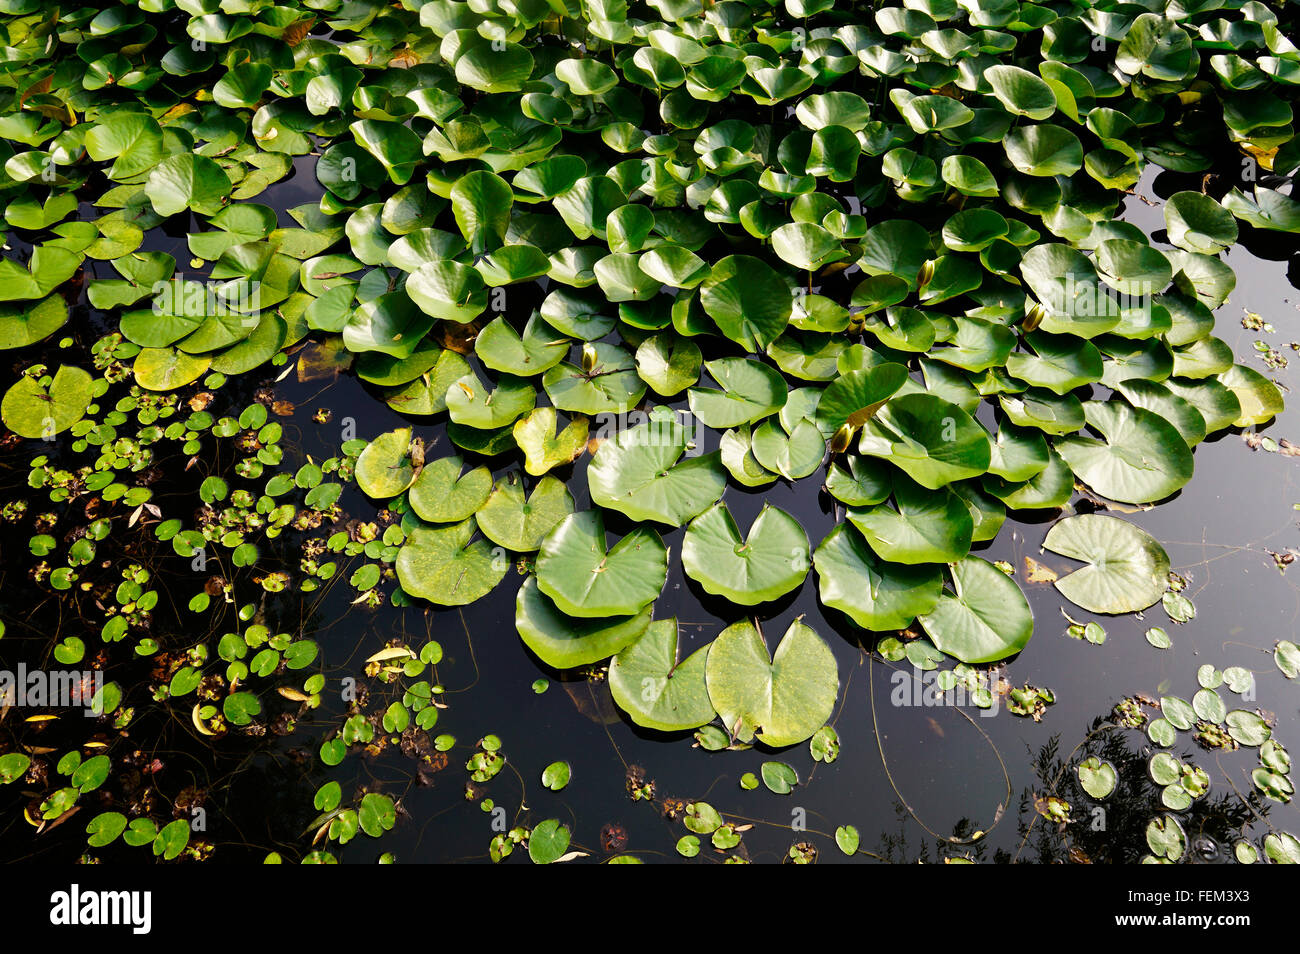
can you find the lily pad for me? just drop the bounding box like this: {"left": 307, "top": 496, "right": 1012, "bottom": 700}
{"left": 588, "top": 410, "right": 725, "bottom": 525}
{"left": 814, "top": 523, "right": 942, "bottom": 631}
{"left": 536, "top": 510, "right": 667, "bottom": 618}
{"left": 704, "top": 618, "right": 838, "bottom": 747}
{"left": 515, "top": 576, "right": 651, "bottom": 669}
{"left": 682, "top": 502, "right": 809, "bottom": 606}
{"left": 2, "top": 365, "right": 93, "bottom": 438}
{"left": 354, "top": 428, "right": 419, "bottom": 498}
{"left": 513, "top": 407, "right": 588, "bottom": 476}
{"left": 1055, "top": 402, "right": 1193, "bottom": 504}
{"left": 396, "top": 518, "right": 508, "bottom": 606}
{"left": 917, "top": 556, "right": 1034, "bottom": 664}
{"left": 608, "top": 619, "right": 715, "bottom": 732}
{"left": 848, "top": 475, "right": 974, "bottom": 564}
{"left": 858, "top": 393, "right": 991, "bottom": 489}
{"left": 407, "top": 455, "right": 493, "bottom": 523}
{"left": 1043, "top": 514, "right": 1170, "bottom": 614}
{"left": 475, "top": 474, "right": 574, "bottom": 553}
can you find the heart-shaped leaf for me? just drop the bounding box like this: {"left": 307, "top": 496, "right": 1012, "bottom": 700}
{"left": 704, "top": 618, "right": 838, "bottom": 747}
{"left": 588, "top": 409, "right": 726, "bottom": 524}
{"left": 1043, "top": 513, "right": 1171, "bottom": 614}
{"left": 609, "top": 619, "right": 716, "bottom": 732}
{"left": 396, "top": 518, "right": 508, "bottom": 606}
{"left": 476, "top": 473, "right": 574, "bottom": 553}
{"left": 918, "top": 556, "right": 1034, "bottom": 663}
{"left": 515, "top": 576, "right": 651, "bottom": 668}
{"left": 682, "top": 502, "right": 809, "bottom": 605}
{"left": 536, "top": 510, "right": 667, "bottom": 618}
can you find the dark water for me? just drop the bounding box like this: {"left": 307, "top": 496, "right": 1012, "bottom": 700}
{"left": 1, "top": 161, "right": 1297, "bottom": 864}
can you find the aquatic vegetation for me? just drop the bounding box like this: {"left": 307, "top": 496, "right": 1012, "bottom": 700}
{"left": 0, "top": 0, "right": 1296, "bottom": 865}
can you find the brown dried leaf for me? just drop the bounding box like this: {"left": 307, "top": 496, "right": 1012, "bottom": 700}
{"left": 282, "top": 17, "right": 315, "bottom": 47}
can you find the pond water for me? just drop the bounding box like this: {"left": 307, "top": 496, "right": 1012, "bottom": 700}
{"left": 1, "top": 158, "right": 1297, "bottom": 865}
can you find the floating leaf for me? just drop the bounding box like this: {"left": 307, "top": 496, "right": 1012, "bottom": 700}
{"left": 1042, "top": 514, "right": 1171, "bottom": 614}
{"left": 408, "top": 455, "right": 492, "bottom": 523}
{"left": 918, "top": 556, "right": 1034, "bottom": 664}
{"left": 682, "top": 502, "right": 808, "bottom": 605}
{"left": 515, "top": 576, "right": 651, "bottom": 669}
{"left": 588, "top": 411, "right": 725, "bottom": 525}
{"left": 608, "top": 619, "right": 715, "bottom": 732}
{"left": 536, "top": 510, "right": 666, "bottom": 618}
{"left": 396, "top": 518, "right": 507, "bottom": 606}
{"left": 704, "top": 618, "right": 838, "bottom": 748}
{"left": 1055, "top": 402, "right": 1193, "bottom": 504}
{"left": 814, "top": 523, "right": 941, "bottom": 631}
{"left": 2, "top": 365, "right": 92, "bottom": 438}
{"left": 858, "top": 393, "right": 991, "bottom": 489}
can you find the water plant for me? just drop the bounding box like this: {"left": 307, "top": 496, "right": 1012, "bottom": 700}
{"left": 0, "top": 0, "right": 1297, "bottom": 865}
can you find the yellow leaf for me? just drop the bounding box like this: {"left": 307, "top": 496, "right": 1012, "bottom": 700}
{"left": 366, "top": 646, "right": 414, "bottom": 664}
{"left": 192, "top": 704, "right": 216, "bottom": 737}
{"left": 1024, "top": 557, "right": 1058, "bottom": 583}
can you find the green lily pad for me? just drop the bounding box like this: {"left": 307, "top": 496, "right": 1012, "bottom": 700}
{"left": 814, "top": 363, "right": 909, "bottom": 433}
{"left": 858, "top": 393, "right": 991, "bottom": 489}
{"left": 704, "top": 618, "right": 838, "bottom": 748}
{"left": 608, "top": 619, "right": 715, "bottom": 732}
{"left": 848, "top": 475, "right": 974, "bottom": 564}
{"left": 699, "top": 254, "right": 792, "bottom": 351}
{"left": 407, "top": 455, "right": 493, "bottom": 523}
{"left": 447, "top": 373, "right": 536, "bottom": 430}
{"left": 682, "top": 502, "right": 809, "bottom": 606}
{"left": 396, "top": 518, "right": 508, "bottom": 606}
{"left": 918, "top": 556, "right": 1034, "bottom": 664}
{"left": 1218, "top": 363, "right": 1284, "bottom": 427}
{"left": 515, "top": 576, "right": 651, "bottom": 669}
{"left": 475, "top": 314, "right": 569, "bottom": 376}
{"left": 133, "top": 348, "right": 210, "bottom": 392}
{"left": 145, "top": 154, "right": 232, "bottom": 217}
{"left": 813, "top": 523, "right": 942, "bottom": 631}
{"left": 1164, "top": 191, "right": 1238, "bottom": 254}
{"left": 1055, "top": 401, "right": 1193, "bottom": 504}
{"left": 588, "top": 410, "right": 725, "bottom": 525}
{"left": 542, "top": 343, "right": 646, "bottom": 415}
{"left": 513, "top": 407, "right": 588, "bottom": 476}
{"left": 354, "top": 428, "right": 419, "bottom": 498}
{"left": 475, "top": 473, "right": 574, "bottom": 553}
{"left": 536, "top": 510, "right": 666, "bottom": 618}
{"left": 1077, "top": 757, "right": 1117, "bottom": 799}
{"left": 687, "top": 357, "right": 787, "bottom": 429}
{"left": 2, "top": 365, "right": 93, "bottom": 438}
{"left": 635, "top": 333, "right": 702, "bottom": 396}
{"left": 750, "top": 418, "right": 825, "bottom": 480}
{"left": 1043, "top": 514, "right": 1170, "bottom": 614}
{"left": 0, "top": 295, "right": 68, "bottom": 350}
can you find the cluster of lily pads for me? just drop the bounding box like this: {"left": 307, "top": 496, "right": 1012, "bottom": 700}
{"left": 0, "top": 0, "right": 1297, "bottom": 860}
{"left": 319, "top": 0, "right": 1298, "bottom": 741}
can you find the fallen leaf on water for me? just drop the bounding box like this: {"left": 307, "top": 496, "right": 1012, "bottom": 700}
{"left": 1024, "top": 557, "right": 1058, "bottom": 583}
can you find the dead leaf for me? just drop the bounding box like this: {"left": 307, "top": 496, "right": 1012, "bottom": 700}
{"left": 366, "top": 646, "right": 414, "bottom": 664}
{"left": 282, "top": 17, "right": 315, "bottom": 46}
{"left": 1024, "top": 557, "right": 1058, "bottom": 583}
{"left": 437, "top": 319, "right": 482, "bottom": 354}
